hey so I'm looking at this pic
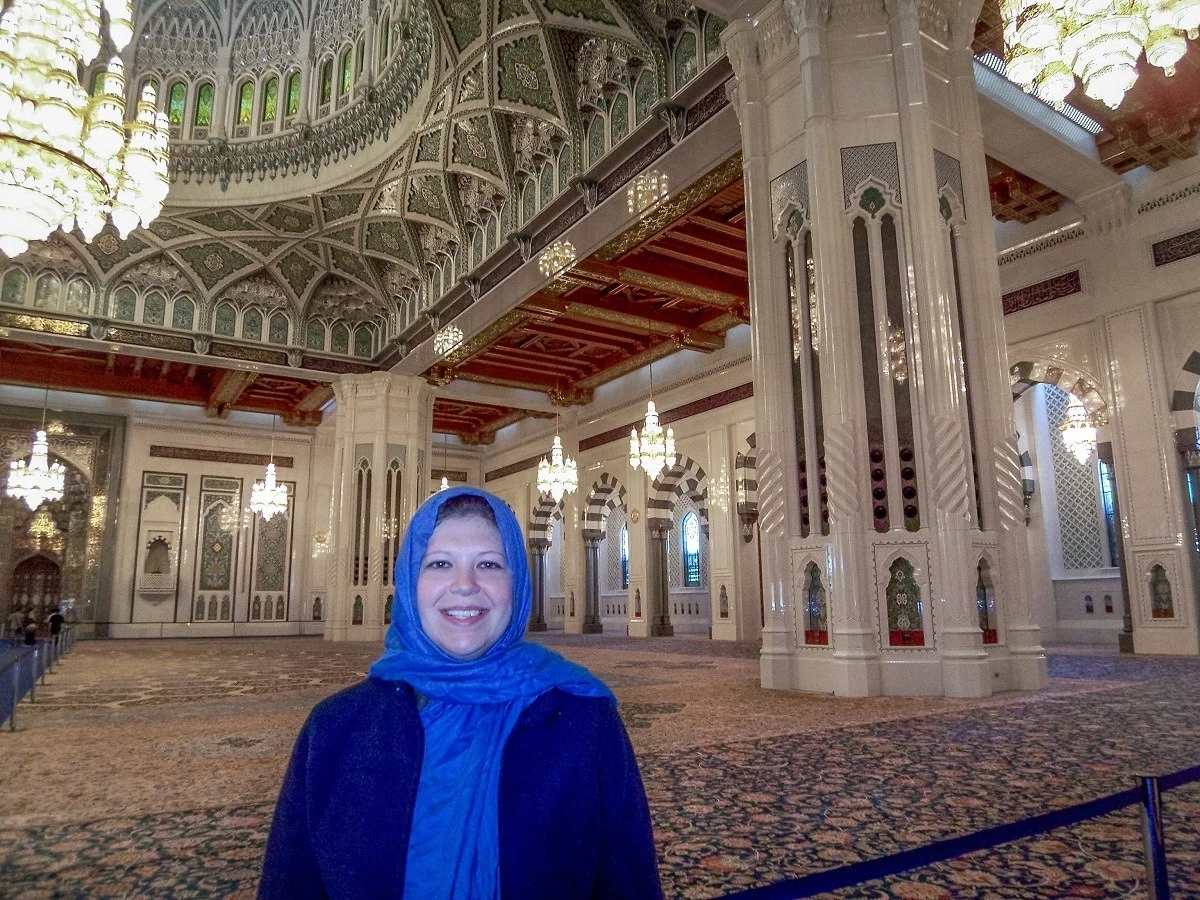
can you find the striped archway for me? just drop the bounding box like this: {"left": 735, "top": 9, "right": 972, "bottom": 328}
{"left": 1169, "top": 348, "right": 1200, "bottom": 432}
{"left": 1010, "top": 360, "right": 1109, "bottom": 422}
{"left": 647, "top": 455, "right": 708, "bottom": 533}
{"left": 582, "top": 473, "right": 626, "bottom": 539}
{"left": 733, "top": 432, "right": 757, "bottom": 520}
{"left": 528, "top": 494, "right": 562, "bottom": 547}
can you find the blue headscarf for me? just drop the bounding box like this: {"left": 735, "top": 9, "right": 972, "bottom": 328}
{"left": 370, "top": 486, "right": 611, "bottom": 899}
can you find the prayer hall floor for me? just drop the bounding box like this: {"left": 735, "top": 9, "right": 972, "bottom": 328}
{"left": 1, "top": 636, "right": 1199, "bottom": 899}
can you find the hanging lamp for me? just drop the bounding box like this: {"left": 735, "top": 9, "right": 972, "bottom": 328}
{"left": 537, "top": 412, "right": 578, "bottom": 502}
{"left": 629, "top": 331, "right": 675, "bottom": 482}
{"left": 6, "top": 385, "right": 65, "bottom": 511}
{"left": 250, "top": 415, "right": 289, "bottom": 521}
{"left": 1059, "top": 393, "right": 1098, "bottom": 466}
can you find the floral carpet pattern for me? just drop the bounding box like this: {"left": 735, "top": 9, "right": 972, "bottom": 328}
{"left": 1, "top": 636, "right": 1198, "bottom": 898}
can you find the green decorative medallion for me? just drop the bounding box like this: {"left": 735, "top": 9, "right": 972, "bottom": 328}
{"left": 177, "top": 243, "right": 253, "bottom": 289}
{"left": 326, "top": 226, "right": 357, "bottom": 247}
{"left": 263, "top": 205, "right": 315, "bottom": 234}
{"left": 417, "top": 129, "right": 443, "bottom": 162}
{"left": 188, "top": 209, "right": 255, "bottom": 232}
{"left": 320, "top": 192, "right": 365, "bottom": 223}
{"left": 497, "top": 0, "right": 528, "bottom": 20}
{"left": 497, "top": 36, "right": 556, "bottom": 114}
{"left": 88, "top": 228, "right": 148, "bottom": 273}
{"left": 407, "top": 175, "right": 451, "bottom": 222}
{"left": 240, "top": 237, "right": 286, "bottom": 257}
{"left": 437, "top": 0, "right": 481, "bottom": 51}
{"left": 147, "top": 219, "right": 191, "bottom": 241}
{"left": 276, "top": 251, "right": 320, "bottom": 296}
{"left": 331, "top": 247, "right": 372, "bottom": 283}
{"left": 452, "top": 117, "right": 501, "bottom": 176}
{"left": 859, "top": 186, "right": 886, "bottom": 217}
{"left": 365, "top": 221, "right": 415, "bottom": 262}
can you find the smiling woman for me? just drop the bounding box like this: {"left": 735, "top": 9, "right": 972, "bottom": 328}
{"left": 260, "top": 486, "right": 662, "bottom": 900}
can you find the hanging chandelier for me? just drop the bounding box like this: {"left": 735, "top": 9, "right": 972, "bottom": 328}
{"left": 1059, "top": 394, "right": 1098, "bottom": 465}
{"left": 538, "top": 240, "right": 576, "bottom": 279}
{"left": 6, "top": 428, "right": 66, "bottom": 510}
{"left": 250, "top": 417, "right": 288, "bottom": 521}
{"left": 537, "top": 434, "right": 578, "bottom": 502}
{"left": 434, "top": 324, "right": 463, "bottom": 356}
{"left": 627, "top": 170, "right": 669, "bottom": 216}
{"left": 1002, "top": 0, "right": 1200, "bottom": 109}
{"left": 0, "top": 0, "right": 171, "bottom": 258}
{"left": 630, "top": 400, "right": 676, "bottom": 482}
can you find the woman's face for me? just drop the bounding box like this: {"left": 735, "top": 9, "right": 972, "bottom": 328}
{"left": 416, "top": 514, "right": 514, "bottom": 660}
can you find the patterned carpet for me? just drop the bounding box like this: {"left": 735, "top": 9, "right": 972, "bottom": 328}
{"left": 1, "top": 635, "right": 1198, "bottom": 899}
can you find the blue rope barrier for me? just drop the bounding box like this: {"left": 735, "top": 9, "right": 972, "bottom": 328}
{"left": 723, "top": 763, "right": 1200, "bottom": 900}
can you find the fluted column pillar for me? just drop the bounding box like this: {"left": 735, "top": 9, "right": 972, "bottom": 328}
{"left": 528, "top": 539, "right": 549, "bottom": 632}
{"left": 648, "top": 524, "right": 674, "bottom": 637}
{"left": 582, "top": 536, "right": 603, "bottom": 634}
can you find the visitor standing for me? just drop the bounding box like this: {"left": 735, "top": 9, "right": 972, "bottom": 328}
{"left": 260, "top": 486, "right": 661, "bottom": 899}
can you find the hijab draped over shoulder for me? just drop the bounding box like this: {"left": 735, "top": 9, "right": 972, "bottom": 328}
{"left": 369, "top": 486, "right": 611, "bottom": 899}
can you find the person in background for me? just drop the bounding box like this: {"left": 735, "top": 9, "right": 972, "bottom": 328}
{"left": 6, "top": 607, "right": 23, "bottom": 640}
{"left": 48, "top": 607, "right": 64, "bottom": 641}
{"left": 22, "top": 612, "right": 37, "bottom": 646}
{"left": 260, "top": 486, "right": 661, "bottom": 899}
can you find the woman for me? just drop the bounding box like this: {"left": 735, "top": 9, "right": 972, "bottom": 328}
{"left": 260, "top": 486, "right": 662, "bottom": 899}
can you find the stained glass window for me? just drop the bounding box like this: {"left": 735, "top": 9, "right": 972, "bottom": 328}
{"left": 619, "top": 524, "right": 629, "bottom": 589}
{"left": 1098, "top": 459, "right": 1120, "bottom": 568}
{"left": 268, "top": 312, "right": 289, "bottom": 344}
{"left": 306, "top": 319, "right": 324, "bottom": 349}
{"left": 242, "top": 308, "right": 263, "bottom": 340}
{"left": 237, "top": 81, "right": 254, "bottom": 125}
{"left": 113, "top": 286, "right": 137, "bottom": 321}
{"left": 286, "top": 72, "right": 301, "bottom": 116}
{"left": 172, "top": 296, "right": 195, "bottom": 330}
{"left": 380, "top": 15, "right": 391, "bottom": 57}
{"left": 1, "top": 269, "right": 26, "bottom": 305}
{"left": 339, "top": 49, "right": 352, "bottom": 96}
{"left": 214, "top": 303, "right": 236, "bottom": 336}
{"left": 262, "top": 77, "right": 278, "bottom": 123}
{"left": 195, "top": 83, "right": 214, "bottom": 127}
{"left": 331, "top": 322, "right": 350, "bottom": 354}
{"left": 142, "top": 290, "right": 166, "bottom": 326}
{"left": 65, "top": 279, "right": 91, "bottom": 315}
{"left": 167, "top": 81, "right": 186, "bottom": 126}
{"left": 320, "top": 60, "right": 333, "bottom": 104}
{"left": 354, "top": 325, "right": 374, "bottom": 358}
{"left": 682, "top": 511, "right": 701, "bottom": 587}
{"left": 356, "top": 37, "right": 366, "bottom": 76}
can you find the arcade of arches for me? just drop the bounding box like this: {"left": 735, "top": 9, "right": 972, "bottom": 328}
{"left": 3, "top": 0, "right": 1200, "bottom": 701}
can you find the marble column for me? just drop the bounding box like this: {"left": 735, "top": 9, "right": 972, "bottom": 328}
{"left": 582, "top": 536, "right": 603, "bottom": 634}
{"left": 648, "top": 524, "right": 674, "bottom": 637}
{"left": 528, "top": 538, "right": 549, "bottom": 632}
{"left": 723, "top": 0, "right": 1048, "bottom": 696}
{"left": 326, "top": 372, "right": 433, "bottom": 642}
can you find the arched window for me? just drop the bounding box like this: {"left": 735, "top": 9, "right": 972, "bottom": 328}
{"left": 242, "top": 308, "right": 263, "bottom": 341}
{"left": 194, "top": 83, "right": 214, "bottom": 127}
{"left": 353, "top": 324, "right": 374, "bottom": 358}
{"left": 305, "top": 318, "right": 325, "bottom": 350}
{"left": 33, "top": 273, "right": 62, "bottom": 310}
{"left": 213, "top": 302, "right": 236, "bottom": 336}
{"left": 319, "top": 59, "right": 333, "bottom": 105}
{"left": 237, "top": 80, "right": 255, "bottom": 126}
{"left": 142, "top": 290, "right": 166, "bottom": 326}
{"left": 268, "top": 311, "right": 289, "bottom": 344}
{"left": 356, "top": 37, "right": 366, "bottom": 77}
{"left": 286, "top": 72, "right": 301, "bottom": 117}
{"left": 338, "top": 48, "right": 352, "bottom": 96}
{"left": 331, "top": 321, "right": 350, "bottom": 354}
{"left": 172, "top": 296, "right": 195, "bottom": 330}
{"left": 0, "top": 269, "right": 27, "bottom": 305}
{"left": 261, "top": 76, "right": 279, "bottom": 124}
{"left": 620, "top": 523, "right": 629, "bottom": 589}
{"left": 1098, "top": 458, "right": 1119, "bottom": 568}
{"left": 112, "top": 285, "right": 137, "bottom": 321}
{"left": 379, "top": 14, "right": 391, "bottom": 58}
{"left": 167, "top": 81, "right": 187, "bottom": 126}
{"left": 681, "top": 511, "right": 701, "bottom": 587}
{"left": 65, "top": 279, "right": 92, "bottom": 315}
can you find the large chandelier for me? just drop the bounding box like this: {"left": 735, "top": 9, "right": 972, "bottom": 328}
{"left": 1059, "top": 393, "right": 1098, "bottom": 465}
{"left": 627, "top": 170, "right": 669, "bottom": 216}
{"left": 537, "top": 434, "right": 578, "bottom": 502}
{"left": 0, "top": 0, "right": 171, "bottom": 258}
{"left": 250, "top": 417, "right": 288, "bottom": 521}
{"left": 6, "top": 428, "right": 66, "bottom": 510}
{"left": 630, "top": 400, "right": 676, "bottom": 482}
{"left": 538, "top": 240, "right": 576, "bottom": 279}
{"left": 1002, "top": 0, "right": 1200, "bottom": 109}
{"left": 434, "top": 324, "right": 463, "bottom": 356}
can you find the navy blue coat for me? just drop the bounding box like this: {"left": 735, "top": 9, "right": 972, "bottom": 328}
{"left": 259, "top": 678, "right": 663, "bottom": 899}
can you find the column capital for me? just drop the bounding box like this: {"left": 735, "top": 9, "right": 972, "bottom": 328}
{"left": 719, "top": 18, "right": 759, "bottom": 84}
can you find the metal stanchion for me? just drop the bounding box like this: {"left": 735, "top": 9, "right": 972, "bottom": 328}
{"left": 1140, "top": 774, "right": 1171, "bottom": 900}
{"left": 9, "top": 665, "right": 17, "bottom": 731}
{"left": 28, "top": 652, "right": 36, "bottom": 703}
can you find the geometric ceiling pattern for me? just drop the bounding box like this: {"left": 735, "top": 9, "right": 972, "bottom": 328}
{"left": 426, "top": 163, "right": 748, "bottom": 435}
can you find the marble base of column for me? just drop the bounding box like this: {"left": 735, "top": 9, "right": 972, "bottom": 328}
{"left": 1118, "top": 631, "right": 1135, "bottom": 654}
{"left": 938, "top": 627, "right": 993, "bottom": 698}
{"left": 759, "top": 625, "right": 793, "bottom": 689}
{"left": 564, "top": 617, "right": 583, "bottom": 635}
{"left": 627, "top": 619, "right": 649, "bottom": 638}
{"left": 828, "top": 629, "right": 882, "bottom": 697}
{"left": 581, "top": 619, "right": 603, "bottom": 634}
{"left": 527, "top": 620, "right": 548, "bottom": 633}
{"left": 650, "top": 620, "right": 674, "bottom": 637}
{"left": 1006, "top": 623, "right": 1050, "bottom": 689}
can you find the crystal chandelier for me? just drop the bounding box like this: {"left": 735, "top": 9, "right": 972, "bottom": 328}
{"left": 0, "top": 0, "right": 171, "bottom": 257}
{"left": 7, "top": 428, "right": 66, "bottom": 510}
{"left": 627, "top": 170, "right": 669, "bottom": 216}
{"left": 1059, "top": 394, "right": 1098, "bottom": 465}
{"left": 537, "top": 434, "right": 578, "bottom": 502}
{"left": 538, "top": 240, "right": 576, "bottom": 278}
{"left": 250, "top": 417, "right": 288, "bottom": 521}
{"left": 434, "top": 324, "right": 463, "bottom": 356}
{"left": 1002, "top": 0, "right": 1200, "bottom": 109}
{"left": 630, "top": 400, "right": 676, "bottom": 482}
